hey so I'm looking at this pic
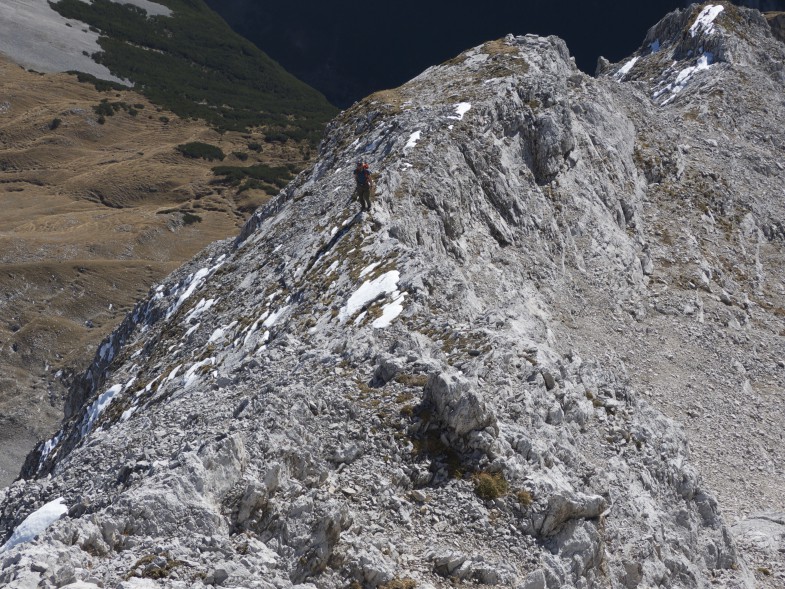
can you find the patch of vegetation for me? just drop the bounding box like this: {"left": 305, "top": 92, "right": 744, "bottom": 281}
{"left": 126, "top": 553, "right": 186, "bottom": 580}
{"left": 93, "top": 99, "right": 140, "bottom": 120}
{"left": 232, "top": 151, "right": 249, "bottom": 161}
{"left": 482, "top": 39, "right": 521, "bottom": 56}
{"left": 247, "top": 142, "right": 262, "bottom": 152}
{"left": 49, "top": 118, "right": 62, "bottom": 130}
{"left": 212, "top": 163, "right": 295, "bottom": 192}
{"left": 757, "top": 566, "right": 772, "bottom": 576}
{"left": 182, "top": 212, "right": 202, "bottom": 225}
{"left": 67, "top": 70, "right": 127, "bottom": 92}
{"left": 394, "top": 391, "right": 415, "bottom": 404}
{"left": 264, "top": 131, "right": 289, "bottom": 143}
{"left": 53, "top": 0, "right": 337, "bottom": 141}
{"left": 516, "top": 489, "right": 533, "bottom": 509}
{"left": 95, "top": 100, "right": 116, "bottom": 117}
{"left": 395, "top": 374, "right": 429, "bottom": 388}
{"left": 473, "top": 471, "right": 509, "bottom": 501}
{"left": 380, "top": 579, "right": 417, "bottom": 589}
{"left": 176, "top": 142, "right": 225, "bottom": 161}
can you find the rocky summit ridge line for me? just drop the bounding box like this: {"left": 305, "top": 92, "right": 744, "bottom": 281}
{"left": 2, "top": 2, "right": 785, "bottom": 588}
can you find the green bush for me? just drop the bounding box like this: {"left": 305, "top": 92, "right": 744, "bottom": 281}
{"left": 232, "top": 151, "right": 249, "bottom": 161}
{"left": 473, "top": 471, "right": 509, "bottom": 500}
{"left": 95, "top": 101, "right": 115, "bottom": 117}
{"left": 182, "top": 212, "right": 202, "bottom": 225}
{"left": 176, "top": 142, "right": 225, "bottom": 161}
{"left": 264, "top": 132, "right": 289, "bottom": 143}
{"left": 516, "top": 489, "right": 533, "bottom": 508}
{"left": 212, "top": 163, "right": 292, "bottom": 188}
{"left": 67, "top": 70, "right": 127, "bottom": 92}
{"left": 49, "top": 118, "right": 62, "bottom": 130}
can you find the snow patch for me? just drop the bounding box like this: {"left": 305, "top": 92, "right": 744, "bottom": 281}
{"left": 39, "top": 432, "right": 62, "bottom": 464}
{"left": 184, "top": 298, "right": 216, "bottom": 324}
{"left": 650, "top": 39, "right": 661, "bottom": 54}
{"left": 184, "top": 358, "right": 215, "bottom": 389}
{"left": 339, "top": 271, "right": 400, "bottom": 323}
{"left": 690, "top": 5, "right": 724, "bottom": 37}
{"left": 105, "top": 0, "right": 172, "bottom": 17}
{"left": 0, "top": 1, "right": 129, "bottom": 84}
{"left": 359, "top": 262, "right": 381, "bottom": 278}
{"left": 81, "top": 377, "right": 135, "bottom": 436}
{"left": 167, "top": 256, "right": 225, "bottom": 318}
{"left": 449, "top": 102, "right": 472, "bottom": 120}
{"left": 0, "top": 498, "right": 68, "bottom": 554}
{"left": 654, "top": 52, "right": 715, "bottom": 104}
{"left": 405, "top": 131, "right": 422, "bottom": 150}
{"left": 372, "top": 292, "right": 408, "bottom": 328}
{"left": 263, "top": 306, "right": 289, "bottom": 328}
{"left": 615, "top": 56, "right": 639, "bottom": 80}
{"left": 165, "top": 365, "right": 182, "bottom": 383}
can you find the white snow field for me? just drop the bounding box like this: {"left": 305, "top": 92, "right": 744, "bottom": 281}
{"left": 0, "top": 0, "right": 169, "bottom": 82}
{"left": 0, "top": 497, "right": 67, "bottom": 554}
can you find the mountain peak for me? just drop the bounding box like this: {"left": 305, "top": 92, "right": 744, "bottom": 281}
{"left": 603, "top": 2, "right": 785, "bottom": 106}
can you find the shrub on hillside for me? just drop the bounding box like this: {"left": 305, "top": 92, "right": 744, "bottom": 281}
{"left": 212, "top": 163, "right": 294, "bottom": 190}
{"left": 176, "top": 142, "right": 225, "bottom": 161}
{"left": 473, "top": 471, "right": 509, "bottom": 500}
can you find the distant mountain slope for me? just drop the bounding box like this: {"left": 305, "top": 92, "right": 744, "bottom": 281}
{"left": 2, "top": 0, "right": 337, "bottom": 142}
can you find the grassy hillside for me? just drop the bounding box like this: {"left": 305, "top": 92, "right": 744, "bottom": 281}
{"left": 51, "top": 0, "right": 338, "bottom": 143}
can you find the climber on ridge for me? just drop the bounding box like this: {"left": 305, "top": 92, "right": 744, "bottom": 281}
{"left": 352, "top": 160, "right": 373, "bottom": 212}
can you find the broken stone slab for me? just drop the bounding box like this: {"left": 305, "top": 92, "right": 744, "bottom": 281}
{"left": 732, "top": 512, "right": 785, "bottom": 554}
{"left": 538, "top": 491, "right": 607, "bottom": 536}
{"left": 424, "top": 371, "right": 498, "bottom": 437}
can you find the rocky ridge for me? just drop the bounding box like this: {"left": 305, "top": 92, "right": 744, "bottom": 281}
{"left": 2, "top": 2, "right": 785, "bottom": 588}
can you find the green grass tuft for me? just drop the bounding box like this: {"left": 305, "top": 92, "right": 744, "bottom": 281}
{"left": 473, "top": 471, "right": 509, "bottom": 500}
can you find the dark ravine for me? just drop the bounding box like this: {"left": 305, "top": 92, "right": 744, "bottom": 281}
{"left": 2, "top": 2, "right": 785, "bottom": 588}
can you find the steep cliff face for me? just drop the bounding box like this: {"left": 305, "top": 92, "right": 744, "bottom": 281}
{"left": 2, "top": 3, "right": 785, "bottom": 588}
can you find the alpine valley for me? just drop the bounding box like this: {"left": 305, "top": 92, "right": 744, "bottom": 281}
{"left": 2, "top": 2, "right": 785, "bottom": 589}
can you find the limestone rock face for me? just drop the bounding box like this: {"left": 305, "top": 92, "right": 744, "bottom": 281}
{"left": 3, "top": 3, "right": 785, "bottom": 588}
{"left": 766, "top": 11, "right": 785, "bottom": 43}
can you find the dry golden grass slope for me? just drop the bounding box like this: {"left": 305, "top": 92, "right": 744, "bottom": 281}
{"left": 0, "top": 55, "right": 311, "bottom": 486}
